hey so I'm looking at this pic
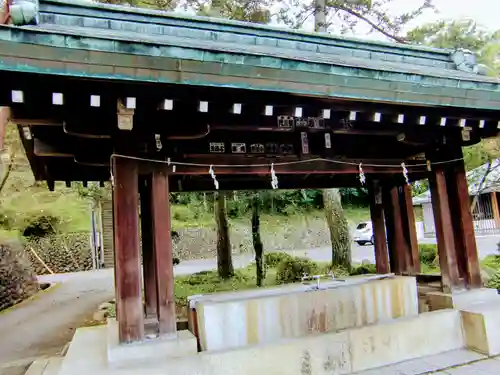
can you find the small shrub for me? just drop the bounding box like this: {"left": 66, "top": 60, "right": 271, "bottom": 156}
{"left": 182, "top": 269, "right": 251, "bottom": 286}
{"left": 275, "top": 257, "right": 320, "bottom": 284}
{"left": 486, "top": 270, "right": 500, "bottom": 291}
{"left": 419, "top": 244, "right": 438, "bottom": 266}
{"left": 481, "top": 255, "right": 500, "bottom": 271}
{"left": 350, "top": 263, "right": 376, "bottom": 275}
{"left": 264, "top": 252, "right": 294, "bottom": 268}
{"left": 22, "top": 214, "right": 60, "bottom": 238}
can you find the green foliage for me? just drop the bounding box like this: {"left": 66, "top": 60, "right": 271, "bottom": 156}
{"left": 194, "top": 0, "right": 272, "bottom": 23}
{"left": 275, "top": 257, "right": 320, "bottom": 284}
{"left": 278, "top": 0, "right": 432, "bottom": 40}
{"left": 22, "top": 214, "right": 59, "bottom": 238}
{"left": 481, "top": 254, "right": 500, "bottom": 271}
{"left": 486, "top": 270, "right": 500, "bottom": 291}
{"left": 264, "top": 251, "right": 294, "bottom": 268}
{"left": 407, "top": 19, "right": 500, "bottom": 54}
{"left": 174, "top": 265, "right": 278, "bottom": 306}
{"left": 350, "top": 263, "right": 376, "bottom": 275}
{"left": 419, "top": 244, "right": 438, "bottom": 267}
{"left": 73, "top": 182, "right": 111, "bottom": 203}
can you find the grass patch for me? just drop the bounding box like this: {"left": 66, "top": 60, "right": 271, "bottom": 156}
{"left": 174, "top": 265, "right": 279, "bottom": 306}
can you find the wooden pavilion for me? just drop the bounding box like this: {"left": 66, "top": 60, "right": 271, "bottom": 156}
{"left": 1, "top": 0, "right": 500, "bottom": 344}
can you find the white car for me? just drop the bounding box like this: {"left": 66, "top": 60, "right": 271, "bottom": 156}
{"left": 353, "top": 221, "right": 374, "bottom": 246}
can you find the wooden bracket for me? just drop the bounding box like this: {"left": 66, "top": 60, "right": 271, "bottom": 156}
{"left": 117, "top": 99, "right": 134, "bottom": 131}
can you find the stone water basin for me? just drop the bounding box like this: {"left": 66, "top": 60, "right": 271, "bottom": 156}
{"left": 188, "top": 274, "right": 419, "bottom": 352}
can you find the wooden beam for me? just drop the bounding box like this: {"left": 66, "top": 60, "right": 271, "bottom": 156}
{"left": 428, "top": 168, "right": 461, "bottom": 292}
{"left": 369, "top": 180, "right": 390, "bottom": 274}
{"left": 139, "top": 175, "right": 157, "bottom": 317}
{"left": 136, "top": 156, "right": 425, "bottom": 176}
{"left": 112, "top": 157, "right": 144, "bottom": 343}
{"left": 400, "top": 184, "right": 421, "bottom": 274}
{"left": 34, "top": 139, "right": 74, "bottom": 157}
{"left": 13, "top": 118, "right": 62, "bottom": 126}
{"left": 151, "top": 169, "right": 176, "bottom": 336}
{"left": 447, "top": 162, "right": 482, "bottom": 288}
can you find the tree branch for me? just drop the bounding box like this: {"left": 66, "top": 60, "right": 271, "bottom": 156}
{"left": 333, "top": 4, "right": 408, "bottom": 43}
{"left": 470, "top": 159, "right": 492, "bottom": 214}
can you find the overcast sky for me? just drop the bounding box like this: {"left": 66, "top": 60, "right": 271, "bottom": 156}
{"left": 397, "top": 0, "right": 498, "bottom": 31}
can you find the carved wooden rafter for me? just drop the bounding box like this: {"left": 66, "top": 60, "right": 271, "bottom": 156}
{"left": 63, "top": 122, "right": 111, "bottom": 139}
{"left": 166, "top": 125, "right": 210, "bottom": 140}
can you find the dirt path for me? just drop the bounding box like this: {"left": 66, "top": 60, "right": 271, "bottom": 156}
{"left": 0, "top": 269, "right": 114, "bottom": 374}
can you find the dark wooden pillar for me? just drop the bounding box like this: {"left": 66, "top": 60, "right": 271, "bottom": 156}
{"left": 151, "top": 169, "right": 176, "bottom": 336}
{"left": 369, "top": 180, "right": 390, "bottom": 274}
{"left": 428, "top": 167, "right": 461, "bottom": 292}
{"left": 383, "top": 184, "right": 407, "bottom": 274}
{"left": 112, "top": 157, "right": 144, "bottom": 343}
{"left": 139, "top": 176, "right": 157, "bottom": 317}
{"left": 399, "top": 185, "right": 421, "bottom": 274}
{"left": 446, "top": 161, "right": 482, "bottom": 288}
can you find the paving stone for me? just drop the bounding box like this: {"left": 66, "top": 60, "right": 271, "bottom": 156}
{"left": 444, "top": 363, "right": 492, "bottom": 375}
{"left": 354, "top": 367, "right": 405, "bottom": 375}
{"left": 355, "top": 350, "right": 489, "bottom": 375}
{"left": 423, "top": 349, "right": 486, "bottom": 369}
{"left": 391, "top": 358, "right": 441, "bottom": 374}
{"left": 469, "top": 359, "right": 500, "bottom": 373}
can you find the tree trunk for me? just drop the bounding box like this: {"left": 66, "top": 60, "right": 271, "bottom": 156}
{"left": 215, "top": 191, "right": 234, "bottom": 279}
{"left": 314, "top": 0, "right": 327, "bottom": 32}
{"left": 252, "top": 195, "right": 265, "bottom": 286}
{"left": 323, "top": 189, "right": 351, "bottom": 271}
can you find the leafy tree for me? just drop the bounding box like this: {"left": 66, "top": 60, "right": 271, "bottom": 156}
{"left": 406, "top": 20, "right": 500, "bottom": 209}
{"left": 278, "top": 0, "right": 433, "bottom": 42}
{"left": 407, "top": 19, "right": 500, "bottom": 61}
{"left": 191, "top": 0, "right": 272, "bottom": 23}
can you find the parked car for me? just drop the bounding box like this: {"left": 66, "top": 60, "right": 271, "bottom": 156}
{"left": 353, "top": 221, "right": 374, "bottom": 246}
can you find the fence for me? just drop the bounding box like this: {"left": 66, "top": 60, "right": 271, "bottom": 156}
{"left": 422, "top": 193, "right": 500, "bottom": 237}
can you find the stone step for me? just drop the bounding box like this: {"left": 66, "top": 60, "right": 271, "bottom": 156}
{"left": 24, "top": 357, "right": 63, "bottom": 375}
{"left": 353, "top": 349, "right": 488, "bottom": 375}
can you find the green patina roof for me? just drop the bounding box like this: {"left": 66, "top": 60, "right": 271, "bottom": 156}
{"left": 1, "top": 0, "right": 499, "bottom": 109}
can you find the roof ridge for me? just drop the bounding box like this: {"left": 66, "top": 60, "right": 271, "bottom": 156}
{"left": 37, "top": 0, "right": 452, "bottom": 56}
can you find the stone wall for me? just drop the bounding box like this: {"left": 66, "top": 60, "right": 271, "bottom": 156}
{"left": 174, "top": 217, "right": 332, "bottom": 260}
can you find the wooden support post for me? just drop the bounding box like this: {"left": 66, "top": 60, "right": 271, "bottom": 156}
{"left": 383, "top": 185, "right": 407, "bottom": 274}
{"left": 383, "top": 186, "right": 396, "bottom": 273}
{"left": 399, "top": 184, "right": 421, "bottom": 274}
{"left": 151, "top": 169, "right": 176, "bottom": 336}
{"left": 112, "top": 157, "right": 144, "bottom": 343}
{"left": 446, "top": 162, "right": 482, "bottom": 289}
{"left": 428, "top": 168, "right": 461, "bottom": 292}
{"left": 139, "top": 175, "right": 157, "bottom": 317}
{"left": 369, "top": 180, "right": 390, "bottom": 274}
{"left": 491, "top": 192, "right": 500, "bottom": 229}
